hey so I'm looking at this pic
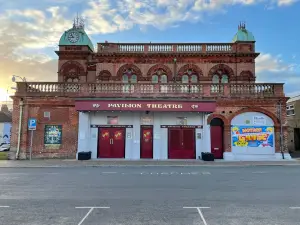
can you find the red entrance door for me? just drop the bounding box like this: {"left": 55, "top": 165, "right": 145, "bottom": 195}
{"left": 140, "top": 126, "right": 153, "bottom": 159}
{"left": 98, "top": 128, "right": 125, "bottom": 158}
{"left": 168, "top": 128, "right": 195, "bottom": 159}
{"left": 210, "top": 119, "right": 224, "bottom": 159}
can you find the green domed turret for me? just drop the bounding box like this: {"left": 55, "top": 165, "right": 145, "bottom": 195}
{"left": 59, "top": 18, "right": 94, "bottom": 51}
{"left": 232, "top": 23, "right": 255, "bottom": 42}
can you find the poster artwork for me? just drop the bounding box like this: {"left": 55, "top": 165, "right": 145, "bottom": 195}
{"left": 101, "top": 130, "right": 110, "bottom": 140}
{"left": 232, "top": 126, "right": 274, "bottom": 148}
{"left": 114, "top": 130, "right": 123, "bottom": 140}
{"left": 143, "top": 130, "right": 152, "bottom": 142}
{"left": 0, "top": 123, "right": 11, "bottom": 144}
{"left": 44, "top": 125, "right": 62, "bottom": 149}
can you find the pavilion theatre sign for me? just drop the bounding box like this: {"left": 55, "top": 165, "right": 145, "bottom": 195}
{"left": 75, "top": 100, "right": 216, "bottom": 112}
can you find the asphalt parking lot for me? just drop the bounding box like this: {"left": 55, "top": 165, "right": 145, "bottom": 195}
{"left": 0, "top": 166, "right": 300, "bottom": 225}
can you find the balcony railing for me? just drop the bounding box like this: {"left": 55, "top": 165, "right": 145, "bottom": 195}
{"left": 15, "top": 82, "right": 284, "bottom": 98}
{"left": 97, "top": 43, "right": 245, "bottom": 53}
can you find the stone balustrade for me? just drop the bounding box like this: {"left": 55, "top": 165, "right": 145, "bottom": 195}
{"left": 15, "top": 82, "right": 284, "bottom": 98}
{"left": 97, "top": 43, "right": 242, "bottom": 53}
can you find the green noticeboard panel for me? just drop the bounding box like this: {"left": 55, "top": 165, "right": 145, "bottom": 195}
{"left": 44, "top": 125, "right": 62, "bottom": 149}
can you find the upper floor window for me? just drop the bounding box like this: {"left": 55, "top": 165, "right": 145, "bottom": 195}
{"left": 151, "top": 69, "right": 168, "bottom": 84}
{"left": 96, "top": 71, "right": 111, "bottom": 82}
{"left": 212, "top": 74, "right": 229, "bottom": 83}
{"left": 66, "top": 77, "right": 79, "bottom": 82}
{"left": 152, "top": 75, "right": 158, "bottom": 83}
{"left": 287, "top": 105, "right": 295, "bottom": 116}
{"left": 182, "top": 75, "right": 189, "bottom": 84}
{"left": 122, "top": 74, "right": 129, "bottom": 83}
{"left": 221, "top": 75, "right": 228, "bottom": 83}
{"left": 191, "top": 75, "right": 198, "bottom": 83}
{"left": 122, "top": 68, "right": 137, "bottom": 83}
{"left": 161, "top": 74, "right": 167, "bottom": 83}
{"left": 212, "top": 75, "right": 219, "bottom": 83}
{"left": 181, "top": 69, "right": 199, "bottom": 84}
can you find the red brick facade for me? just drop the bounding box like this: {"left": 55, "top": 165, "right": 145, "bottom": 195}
{"left": 10, "top": 32, "right": 289, "bottom": 159}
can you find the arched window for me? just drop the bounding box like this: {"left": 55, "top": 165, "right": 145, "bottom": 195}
{"left": 131, "top": 75, "right": 137, "bottom": 83}
{"left": 182, "top": 75, "right": 189, "bottom": 83}
{"left": 66, "top": 77, "right": 79, "bottom": 82}
{"left": 180, "top": 68, "right": 199, "bottom": 84}
{"left": 151, "top": 69, "right": 168, "bottom": 83}
{"left": 161, "top": 75, "right": 167, "bottom": 83}
{"left": 221, "top": 75, "right": 228, "bottom": 83}
{"left": 152, "top": 75, "right": 158, "bottom": 83}
{"left": 212, "top": 75, "right": 219, "bottom": 83}
{"left": 121, "top": 68, "right": 139, "bottom": 83}
{"left": 122, "top": 74, "right": 128, "bottom": 83}
{"left": 191, "top": 75, "right": 198, "bottom": 83}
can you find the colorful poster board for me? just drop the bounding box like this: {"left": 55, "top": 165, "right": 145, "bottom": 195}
{"left": 44, "top": 125, "right": 62, "bottom": 149}
{"left": 231, "top": 126, "right": 274, "bottom": 148}
{"left": 0, "top": 123, "right": 11, "bottom": 144}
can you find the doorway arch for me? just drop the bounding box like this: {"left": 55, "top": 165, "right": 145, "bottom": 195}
{"left": 210, "top": 118, "right": 224, "bottom": 159}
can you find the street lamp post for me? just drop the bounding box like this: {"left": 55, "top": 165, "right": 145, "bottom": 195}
{"left": 11, "top": 75, "right": 27, "bottom": 160}
{"left": 12, "top": 75, "right": 27, "bottom": 82}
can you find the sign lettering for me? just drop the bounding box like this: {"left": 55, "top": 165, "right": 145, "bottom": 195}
{"left": 93, "top": 104, "right": 100, "bottom": 108}
{"left": 75, "top": 100, "right": 217, "bottom": 112}
{"left": 107, "top": 103, "right": 183, "bottom": 109}
{"left": 232, "top": 125, "right": 274, "bottom": 148}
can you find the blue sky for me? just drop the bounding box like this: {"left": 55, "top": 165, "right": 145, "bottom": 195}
{"left": 0, "top": 0, "right": 299, "bottom": 100}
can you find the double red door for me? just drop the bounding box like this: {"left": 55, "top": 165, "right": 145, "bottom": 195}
{"left": 140, "top": 126, "right": 153, "bottom": 159}
{"left": 168, "top": 128, "right": 195, "bottom": 159}
{"left": 98, "top": 128, "right": 125, "bottom": 158}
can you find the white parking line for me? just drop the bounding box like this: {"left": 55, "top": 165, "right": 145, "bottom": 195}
{"left": 138, "top": 172, "right": 211, "bottom": 176}
{"left": 0, "top": 206, "right": 9, "bottom": 208}
{"left": 290, "top": 207, "right": 300, "bottom": 209}
{"left": 76, "top": 207, "right": 110, "bottom": 225}
{"left": 252, "top": 171, "right": 268, "bottom": 174}
{"left": 102, "top": 172, "right": 117, "bottom": 174}
{"left": 201, "top": 172, "right": 211, "bottom": 175}
{"left": 183, "top": 207, "right": 210, "bottom": 225}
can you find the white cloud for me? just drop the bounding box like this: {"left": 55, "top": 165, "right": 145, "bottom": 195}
{"left": 0, "top": 6, "right": 71, "bottom": 54}
{"left": 256, "top": 53, "right": 300, "bottom": 96}
{"left": 0, "top": 0, "right": 298, "bottom": 94}
{"left": 256, "top": 53, "right": 295, "bottom": 73}
{"left": 277, "top": 0, "right": 299, "bottom": 6}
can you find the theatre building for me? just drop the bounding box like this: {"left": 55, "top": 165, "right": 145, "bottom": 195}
{"left": 11, "top": 21, "right": 292, "bottom": 160}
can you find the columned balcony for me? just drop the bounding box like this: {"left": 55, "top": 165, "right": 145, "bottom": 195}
{"left": 14, "top": 82, "right": 284, "bottom": 99}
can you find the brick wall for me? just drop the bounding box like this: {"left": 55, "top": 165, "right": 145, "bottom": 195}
{"left": 11, "top": 97, "right": 78, "bottom": 159}
{"left": 211, "top": 98, "right": 288, "bottom": 153}
{"left": 10, "top": 96, "right": 287, "bottom": 159}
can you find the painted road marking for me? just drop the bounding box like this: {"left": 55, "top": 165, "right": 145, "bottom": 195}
{"left": 76, "top": 207, "right": 110, "bottom": 225}
{"left": 183, "top": 207, "right": 210, "bottom": 225}
{"left": 102, "top": 172, "right": 117, "bottom": 174}
{"left": 0, "top": 206, "right": 9, "bottom": 208}
{"left": 290, "top": 207, "right": 300, "bottom": 209}
{"left": 138, "top": 172, "right": 211, "bottom": 175}
{"left": 252, "top": 171, "right": 268, "bottom": 174}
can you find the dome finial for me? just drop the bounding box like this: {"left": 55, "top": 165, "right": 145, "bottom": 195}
{"left": 232, "top": 22, "right": 255, "bottom": 42}
{"left": 73, "top": 13, "right": 85, "bottom": 29}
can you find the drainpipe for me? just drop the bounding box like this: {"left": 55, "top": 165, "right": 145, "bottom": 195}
{"left": 16, "top": 99, "right": 24, "bottom": 160}
{"left": 279, "top": 100, "right": 285, "bottom": 159}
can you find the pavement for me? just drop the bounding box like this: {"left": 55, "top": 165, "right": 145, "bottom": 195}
{"left": 0, "top": 158, "right": 300, "bottom": 168}
{"left": 0, "top": 166, "right": 300, "bottom": 224}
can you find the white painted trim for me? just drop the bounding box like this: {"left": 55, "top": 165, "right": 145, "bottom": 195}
{"left": 204, "top": 113, "right": 211, "bottom": 154}
{"left": 223, "top": 152, "right": 235, "bottom": 160}
{"left": 223, "top": 152, "right": 293, "bottom": 161}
